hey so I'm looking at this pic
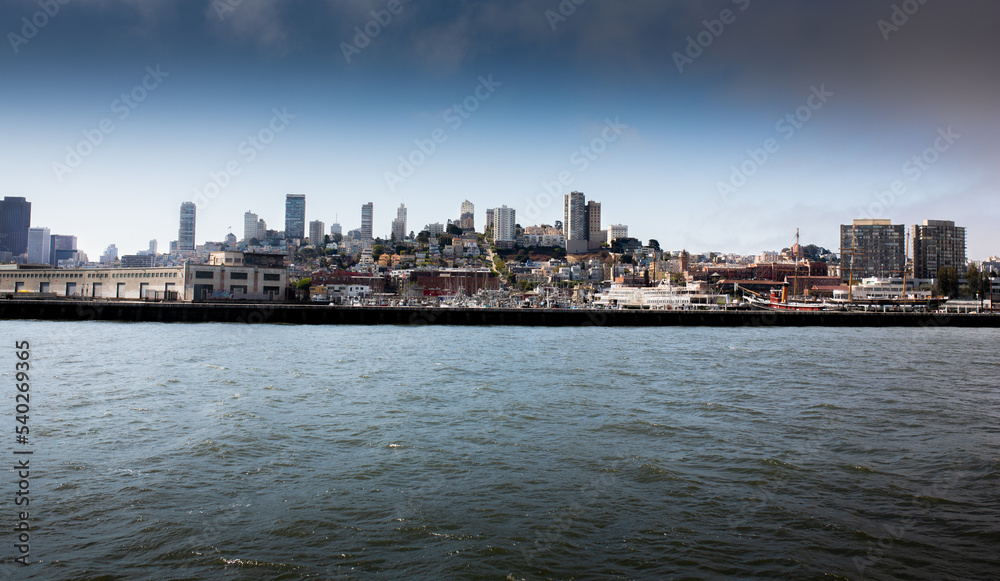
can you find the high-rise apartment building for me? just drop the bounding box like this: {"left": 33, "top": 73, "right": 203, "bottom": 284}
{"left": 244, "top": 211, "right": 259, "bottom": 242}
{"left": 361, "top": 202, "right": 373, "bottom": 240}
{"left": 148, "top": 240, "right": 158, "bottom": 255}
{"left": 392, "top": 204, "right": 407, "bottom": 241}
{"left": 309, "top": 220, "right": 326, "bottom": 244}
{"left": 330, "top": 223, "right": 342, "bottom": 237}
{"left": 586, "top": 200, "right": 602, "bottom": 251}
{"left": 913, "top": 220, "right": 966, "bottom": 279}
{"left": 27, "top": 227, "right": 51, "bottom": 264}
{"left": 178, "top": 202, "right": 196, "bottom": 251}
{"left": 460, "top": 200, "right": 475, "bottom": 230}
{"left": 492, "top": 205, "right": 516, "bottom": 242}
{"left": 839, "top": 219, "right": 905, "bottom": 282}
{"left": 0, "top": 196, "right": 32, "bottom": 258}
{"left": 484, "top": 209, "right": 495, "bottom": 233}
{"left": 607, "top": 224, "right": 628, "bottom": 244}
{"left": 285, "top": 194, "right": 306, "bottom": 240}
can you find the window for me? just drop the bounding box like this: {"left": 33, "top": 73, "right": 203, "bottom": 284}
{"left": 229, "top": 272, "right": 248, "bottom": 280}
{"left": 195, "top": 271, "right": 214, "bottom": 279}
{"left": 263, "top": 286, "right": 279, "bottom": 294}
{"left": 263, "top": 273, "right": 281, "bottom": 281}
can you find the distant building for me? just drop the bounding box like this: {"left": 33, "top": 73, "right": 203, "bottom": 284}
{"left": 607, "top": 224, "right": 628, "bottom": 244}
{"left": 285, "top": 194, "right": 306, "bottom": 240}
{"left": 460, "top": 200, "right": 475, "bottom": 230}
{"left": 492, "top": 205, "right": 516, "bottom": 242}
{"left": 426, "top": 222, "right": 445, "bottom": 238}
{"left": 122, "top": 254, "right": 155, "bottom": 268}
{"left": 100, "top": 244, "right": 118, "bottom": 265}
{"left": 586, "top": 200, "right": 602, "bottom": 251}
{"left": 178, "top": 202, "right": 196, "bottom": 251}
{"left": 391, "top": 204, "right": 407, "bottom": 241}
{"left": 27, "top": 227, "right": 50, "bottom": 264}
{"left": 309, "top": 220, "right": 326, "bottom": 244}
{"left": 361, "top": 202, "right": 373, "bottom": 240}
{"left": 148, "top": 240, "right": 158, "bottom": 255}
{"left": 50, "top": 234, "right": 79, "bottom": 266}
{"left": 0, "top": 196, "right": 32, "bottom": 259}
{"left": 913, "top": 220, "right": 966, "bottom": 279}
{"left": 330, "top": 223, "right": 342, "bottom": 237}
{"left": 244, "top": 211, "right": 260, "bottom": 241}
{"left": 840, "top": 219, "right": 905, "bottom": 282}
{"left": 484, "top": 209, "right": 495, "bottom": 233}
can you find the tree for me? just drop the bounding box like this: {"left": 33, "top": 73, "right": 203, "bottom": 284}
{"left": 416, "top": 230, "right": 430, "bottom": 245}
{"left": 648, "top": 239, "right": 660, "bottom": 250}
{"left": 295, "top": 278, "right": 311, "bottom": 290}
{"left": 446, "top": 223, "right": 463, "bottom": 236}
{"left": 937, "top": 266, "right": 958, "bottom": 297}
{"left": 324, "top": 235, "right": 331, "bottom": 245}
{"left": 372, "top": 244, "right": 385, "bottom": 261}
{"left": 438, "top": 235, "right": 453, "bottom": 248}
{"left": 249, "top": 237, "right": 261, "bottom": 246}
{"left": 966, "top": 264, "right": 981, "bottom": 299}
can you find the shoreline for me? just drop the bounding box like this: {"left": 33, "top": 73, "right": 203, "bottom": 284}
{"left": 2, "top": 299, "right": 999, "bottom": 327}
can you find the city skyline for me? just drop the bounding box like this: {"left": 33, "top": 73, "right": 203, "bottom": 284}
{"left": 3, "top": 1, "right": 999, "bottom": 259}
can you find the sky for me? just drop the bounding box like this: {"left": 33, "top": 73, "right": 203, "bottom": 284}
{"left": 2, "top": 0, "right": 998, "bottom": 260}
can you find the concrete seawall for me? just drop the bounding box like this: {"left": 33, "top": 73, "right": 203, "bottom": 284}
{"left": 2, "top": 299, "right": 1000, "bottom": 327}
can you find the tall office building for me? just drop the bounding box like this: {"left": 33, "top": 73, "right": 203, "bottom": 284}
{"left": 460, "top": 200, "right": 475, "bottom": 230}
{"left": 361, "top": 202, "right": 373, "bottom": 240}
{"left": 492, "top": 205, "right": 516, "bottom": 242}
{"left": 285, "top": 194, "right": 306, "bottom": 240}
{"left": 839, "top": 219, "right": 906, "bottom": 282}
{"left": 50, "top": 234, "right": 78, "bottom": 266}
{"left": 913, "top": 220, "right": 966, "bottom": 279}
{"left": 27, "top": 227, "right": 51, "bottom": 264}
{"left": 244, "top": 211, "right": 259, "bottom": 241}
{"left": 178, "top": 202, "right": 196, "bottom": 251}
{"left": 563, "top": 191, "right": 590, "bottom": 254}
{"left": 0, "top": 196, "right": 32, "bottom": 258}
{"left": 586, "top": 200, "right": 602, "bottom": 251}
{"left": 391, "top": 204, "right": 407, "bottom": 241}
{"left": 309, "top": 220, "right": 326, "bottom": 244}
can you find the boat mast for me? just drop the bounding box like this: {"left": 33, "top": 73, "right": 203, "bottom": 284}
{"left": 902, "top": 229, "right": 909, "bottom": 300}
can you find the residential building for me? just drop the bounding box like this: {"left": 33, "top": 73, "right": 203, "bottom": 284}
{"left": 492, "top": 205, "right": 516, "bottom": 242}
{"left": 485, "top": 209, "right": 495, "bottom": 233}
{"left": 178, "top": 202, "right": 196, "bottom": 251}
{"left": 244, "top": 211, "right": 259, "bottom": 241}
{"left": 285, "top": 194, "right": 306, "bottom": 240}
{"left": 608, "top": 224, "right": 628, "bottom": 244}
{"left": 0, "top": 196, "right": 32, "bottom": 259}
{"left": 309, "top": 220, "right": 326, "bottom": 244}
{"left": 426, "top": 222, "right": 445, "bottom": 238}
{"left": 913, "top": 220, "right": 966, "bottom": 279}
{"left": 147, "top": 240, "right": 158, "bottom": 255}
{"left": 563, "top": 191, "right": 587, "bottom": 253}
{"left": 27, "top": 227, "right": 50, "bottom": 264}
{"left": 100, "top": 244, "right": 118, "bottom": 264}
{"left": 361, "top": 202, "right": 374, "bottom": 240}
{"left": 839, "top": 219, "right": 905, "bottom": 282}
{"left": 460, "top": 200, "right": 475, "bottom": 230}
{"left": 586, "top": 200, "right": 602, "bottom": 251}
{"left": 330, "top": 223, "right": 342, "bottom": 237}
{"left": 392, "top": 204, "right": 407, "bottom": 241}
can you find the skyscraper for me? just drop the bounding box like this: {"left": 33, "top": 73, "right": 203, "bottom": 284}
{"left": 27, "top": 227, "right": 50, "bottom": 264}
{"left": 485, "top": 209, "right": 495, "bottom": 233}
{"left": 178, "top": 202, "right": 196, "bottom": 251}
{"left": 392, "top": 204, "right": 407, "bottom": 241}
{"left": 361, "top": 202, "right": 373, "bottom": 240}
{"left": 0, "top": 196, "right": 32, "bottom": 258}
{"left": 913, "top": 220, "right": 966, "bottom": 279}
{"left": 309, "top": 220, "right": 326, "bottom": 244}
{"left": 148, "top": 240, "right": 158, "bottom": 255}
{"left": 244, "top": 211, "right": 259, "bottom": 241}
{"left": 285, "top": 194, "right": 306, "bottom": 240}
{"left": 493, "top": 205, "right": 516, "bottom": 242}
{"left": 330, "top": 223, "right": 342, "bottom": 237}
{"left": 839, "top": 219, "right": 906, "bottom": 282}
{"left": 460, "top": 200, "right": 475, "bottom": 230}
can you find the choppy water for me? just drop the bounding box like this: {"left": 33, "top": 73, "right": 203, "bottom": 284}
{"left": 2, "top": 321, "right": 998, "bottom": 580}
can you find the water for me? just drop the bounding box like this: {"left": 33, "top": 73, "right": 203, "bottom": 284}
{"left": 2, "top": 321, "right": 998, "bottom": 580}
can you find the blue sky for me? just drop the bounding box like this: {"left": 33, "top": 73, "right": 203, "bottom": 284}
{"left": 2, "top": 0, "right": 998, "bottom": 259}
